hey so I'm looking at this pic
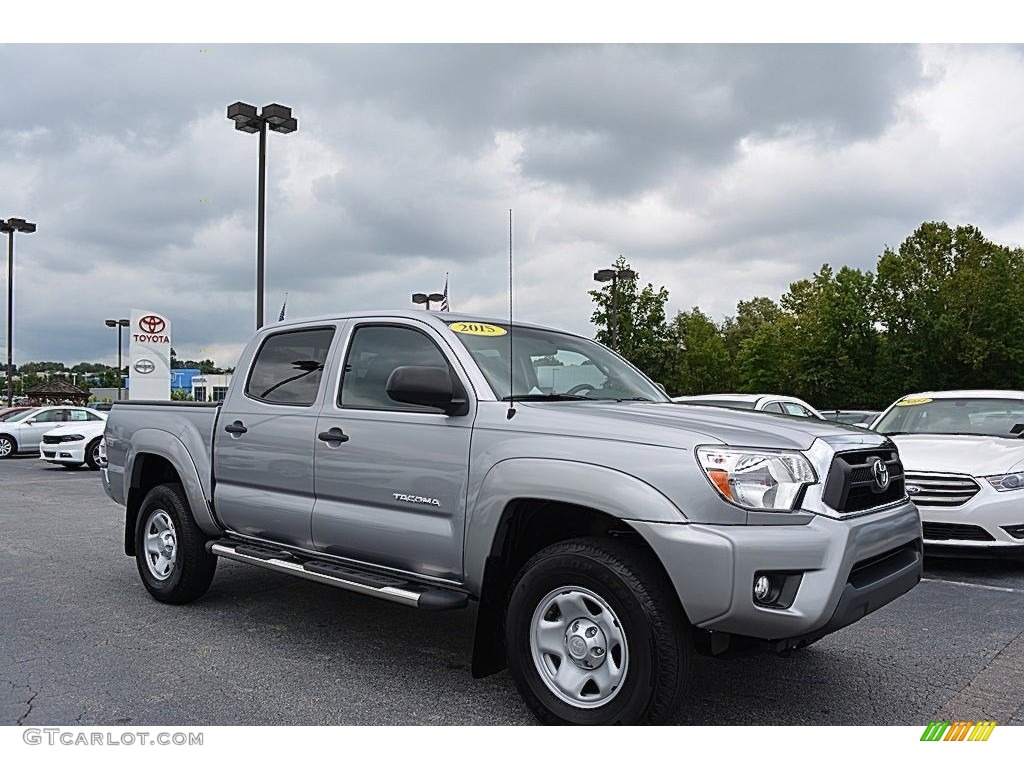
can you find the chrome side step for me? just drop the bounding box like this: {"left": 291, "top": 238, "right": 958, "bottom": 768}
{"left": 208, "top": 541, "right": 468, "bottom": 610}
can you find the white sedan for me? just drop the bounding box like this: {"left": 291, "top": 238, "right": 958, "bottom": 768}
{"left": 671, "top": 393, "right": 825, "bottom": 419}
{"left": 873, "top": 389, "right": 1024, "bottom": 556}
{"left": 38, "top": 417, "right": 108, "bottom": 470}
{"left": 0, "top": 405, "right": 106, "bottom": 459}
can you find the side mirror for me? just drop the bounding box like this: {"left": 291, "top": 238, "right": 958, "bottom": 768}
{"left": 655, "top": 382, "right": 667, "bottom": 394}
{"left": 386, "top": 366, "right": 468, "bottom": 416}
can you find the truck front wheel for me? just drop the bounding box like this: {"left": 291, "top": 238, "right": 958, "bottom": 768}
{"left": 135, "top": 483, "right": 217, "bottom": 604}
{"left": 505, "top": 537, "right": 692, "bottom": 725}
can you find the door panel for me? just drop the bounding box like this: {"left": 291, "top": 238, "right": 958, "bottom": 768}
{"left": 213, "top": 325, "right": 339, "bottom": 549}
{"left": 311, "top": 323, "right": 473, "bottom": 581}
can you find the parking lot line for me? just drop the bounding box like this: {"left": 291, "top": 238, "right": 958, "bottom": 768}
{"left": 922, "top": 577, "right": 1021, "bottom": 594}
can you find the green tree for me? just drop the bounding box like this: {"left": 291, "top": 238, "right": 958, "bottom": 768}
{"left": 666, "top": 308, "right": 733, "bottom": 395}
{"left": 874, "top": 222, "right": 1024, "bottom": 400}
{"left": 781, "top": 264, "right": 879, "bottom": 408}
{"left": 589, "top": 256, "right": 674, "bottom": 383}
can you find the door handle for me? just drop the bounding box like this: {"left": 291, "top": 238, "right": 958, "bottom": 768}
{"left": 224, "top": 421, "right": 248, "bottom": 435}
{"left": 317, "top": 427, "right": 350, "bottom": 444}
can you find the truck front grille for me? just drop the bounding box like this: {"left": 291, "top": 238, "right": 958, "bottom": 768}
{"left": 822, "top": 447, "right": 906, "bottom": 513}
{"left": 904, "top": 473, "right": 980, "bottom": 508}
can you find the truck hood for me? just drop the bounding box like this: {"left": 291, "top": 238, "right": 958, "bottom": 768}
{"left": 508, "top": 401, "right": 884, "bottom": 452}
{"left": 888, "top": 433, "right": 1024, "bottom": 476}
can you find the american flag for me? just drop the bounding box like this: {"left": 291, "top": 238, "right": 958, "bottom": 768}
{"left": 440, "top": 274, "right": 449, "bottom": 312}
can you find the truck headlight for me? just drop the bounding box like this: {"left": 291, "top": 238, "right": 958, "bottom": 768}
{"left": 984, "top": 473, "right": 1024, "bottom": 492}
{"left": 696, "top": 446, "right": 817, "bottom": 511}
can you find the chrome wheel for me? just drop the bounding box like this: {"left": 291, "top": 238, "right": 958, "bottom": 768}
{"left": 0, "top": 437, "right": 13, "bottom": 458}
{"left": 89, "top": 441, "right": 101, "bottom": 468}
{"left": 143, "top": 510, "right": 178, "bottom": 581}
{"left": 530, "top": 586, "right": 628, "bottom": 709}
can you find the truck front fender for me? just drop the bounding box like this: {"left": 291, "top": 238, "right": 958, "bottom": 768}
{"left": 463, "top": 457, "right": 686, "bottom": 594}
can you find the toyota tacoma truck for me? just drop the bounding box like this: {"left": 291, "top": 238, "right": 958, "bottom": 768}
{"left": 101, "top": 311, "right": 923, "bottom": 725}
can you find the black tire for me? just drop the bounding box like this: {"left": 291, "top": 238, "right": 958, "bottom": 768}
{"left": 505, "top": 537, "right": 692, "bottom": 725}
{"left": 84, "top": 438, "right": 101, "bottom": 470}
{"left": 0, "top": 435, "right": 16, "bottom": 459}
{"left": 134, "top": 482, "right": 217, "bottom": 604}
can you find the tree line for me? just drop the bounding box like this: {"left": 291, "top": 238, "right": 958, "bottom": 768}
{"left": 3, "top": 352, "right": 230, "bottom": 396}
{"left": 590, "top": 222, "right": 1024, "bottom": 409}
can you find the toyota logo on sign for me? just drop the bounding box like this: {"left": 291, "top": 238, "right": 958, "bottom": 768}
{"left": 139, "top": 315, "right": 166, "bottom": 334}
{"left": 134, "top": 358, "right": 156, "bottom": 375}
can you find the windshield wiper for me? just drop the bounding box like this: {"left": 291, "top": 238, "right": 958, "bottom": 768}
{"left": 499, "top": 394, "right": 591, "bottom": 402}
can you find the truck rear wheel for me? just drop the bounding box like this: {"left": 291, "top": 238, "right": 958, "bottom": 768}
{"left": 135, "top": 483, "right": 217, "bottom": 604}
{"left": 505, "top": 537, "right": 692, "bottom": 725}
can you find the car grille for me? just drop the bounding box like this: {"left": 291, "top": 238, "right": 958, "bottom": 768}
{"left": 42, "top": 435, "right": 63, "bottom": 444}
{"left": 904, "top": 472, "right": 980, "bottom": 508}
{"left": 42, "top": 450, "right": 55, "bottom": 458}
{"left": 822, "top": 447, "right": 906, "bottom": 513}
{"left": 922, "top": 522, "right": 995, "bottom": 542}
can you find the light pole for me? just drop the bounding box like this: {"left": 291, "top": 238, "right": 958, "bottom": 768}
{"left": 412, "top": 292, "right": 445, "bottom": 310}
{"left": 227, "top": 102, "right": 298, "bottom": 330}
{"left": 105, "top": 318, "right": 129, "bottom": 401}
{"left": 593, "top": 265, "right": 636, "bottom": 351}
{"left": 1, "top": 217, "right": 36, "bottom": 407}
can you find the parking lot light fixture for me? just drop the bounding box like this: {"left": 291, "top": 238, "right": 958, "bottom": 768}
{"left": 593, "top": 263, "right": 636, "bottom": 352}
{"left": 1, "top": 217, "right": 36, "bottom": 407}
{"left": 105, "top": 318, "right": 130, "bottom": 401}
{"left": 411, "top": 292, "right": 446, "bottom": 311}
{"left": 227, "top": 102, "right": 299, "bottom": 329}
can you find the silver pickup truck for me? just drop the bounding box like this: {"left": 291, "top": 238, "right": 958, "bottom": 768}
{"left": 102, "top": 311, "right": 923, "bottom": 725}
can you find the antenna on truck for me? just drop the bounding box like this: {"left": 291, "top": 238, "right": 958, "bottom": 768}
{"left": 506, "top": 208, "right": 516, "bottom": 420}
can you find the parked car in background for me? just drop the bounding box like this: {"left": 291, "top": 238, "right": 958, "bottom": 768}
{"left": 672, "top": 393, "right": 825, "bottom": 419}
{"left": 823, "top": 410, "right": 882, "bottom": 428}
{"left": 873, "top": 390, "right": 1024, "bottom": 557}
{"left": 0, "top": 406, "right": 34, "bottom": 422}
{"left": 91, "top": 402, "right": 114, "bottom": 412}
{"left": 0, "top": 406, "right": 106, "bottom": 458}
{"left": 39, "top": 415, "right": 108, "bottom": 470}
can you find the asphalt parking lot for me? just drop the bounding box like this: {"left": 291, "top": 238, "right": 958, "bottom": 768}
{"left": 2, "top": 455, "right": 1023, "bottom": 726}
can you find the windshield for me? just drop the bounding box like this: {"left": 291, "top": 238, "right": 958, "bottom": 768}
{"left": 875, "top": 397, "right": 1024, "bottom": 437}
{"left": 1, "top": 408, "right": 37, "bottom": 423}
{"left": 447, "top": 321, "right": 668, "bottom": 403}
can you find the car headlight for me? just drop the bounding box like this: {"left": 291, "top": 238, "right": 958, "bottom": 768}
{"left": 984, "top": 473, "right": 1024, "bottom": 492}
{"left": 696, "top": 446, "right": 817, "bottom": 511}
{"left": 59, "top": 434, "right": 85, "bottom": 443}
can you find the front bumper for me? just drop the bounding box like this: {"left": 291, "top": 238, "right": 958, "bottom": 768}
{"left": 630, "top": 500, "right": 922, "bottom": 643}
{"left": 39, "top": 440, "right": 88, "bottom": 465}
{"left": 916, "top": 481, "right": 1024, "bottom": 550}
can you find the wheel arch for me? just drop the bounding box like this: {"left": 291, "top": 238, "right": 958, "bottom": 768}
{"left": 470, "top": 495, "right": 685, "bottom": 678}
{"left": 122, "top": 430, "right": 219, "bottom": 555}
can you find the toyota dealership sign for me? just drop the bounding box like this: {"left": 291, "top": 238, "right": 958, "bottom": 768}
{"left": 128, "top": 309, "right": 171, "bottom": 400}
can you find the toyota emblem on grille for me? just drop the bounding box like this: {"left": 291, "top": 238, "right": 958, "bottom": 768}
{"left": 134, "top": 358, "right": 156, "bottom": 374}
{"left": 871, "top": 458, "right": 890, "bottom": 492}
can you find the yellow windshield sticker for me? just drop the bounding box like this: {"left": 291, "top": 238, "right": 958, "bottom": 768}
{"left": 449, "top": 322, "right": 507, "bottom": 337}
{"left": 896, "top": 397, "right": 932, "bottom": 406}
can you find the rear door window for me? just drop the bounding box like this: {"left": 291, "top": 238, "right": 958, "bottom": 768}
{"left": 245, "top": 327, "right": 336, "bottom": 406}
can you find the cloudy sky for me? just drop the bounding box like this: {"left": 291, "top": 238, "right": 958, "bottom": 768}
{"left": 3, "top": 36, "right": 1024, "bottom": 368}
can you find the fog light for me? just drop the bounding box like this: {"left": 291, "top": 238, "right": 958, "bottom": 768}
{"left": 753, "top": 575, "right": 772, "bottom": 603}
{"left": 60, "top": 452, "right": 72, "bottom": 458}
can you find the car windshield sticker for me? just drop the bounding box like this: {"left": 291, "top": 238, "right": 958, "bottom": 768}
{"left": 448, "top": 322, "right": 507, "bottom": 337}
{"left": 896, "top": 397, "right": 933, "bottom": 406}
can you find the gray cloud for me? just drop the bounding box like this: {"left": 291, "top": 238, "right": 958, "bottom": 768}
{"left": 1, "top": 44, "right": 1022, "bottom": 371}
